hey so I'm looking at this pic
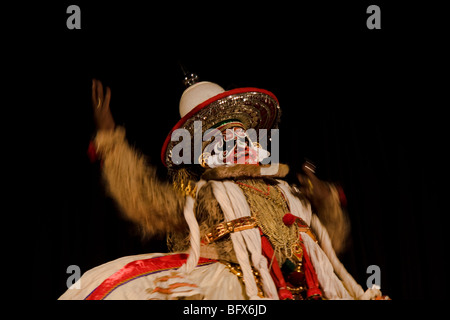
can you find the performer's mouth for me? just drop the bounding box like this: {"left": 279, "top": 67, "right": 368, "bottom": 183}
{"left": 226, "top": 146, "right": 258, "bottom": 164}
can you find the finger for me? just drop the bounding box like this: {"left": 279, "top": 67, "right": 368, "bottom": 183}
{"left": 96, "top": 79, "right": 104, "bottom": 104}
{"left": 92, "top": 79, "right": 98, "bottom": 108}
{"left": 103, "top": 86, "right": 111, "bottom": 110}
{"left": 302, "top": 163, "right": 319, "bottom": 182}
{"left": 302, "top": 161, "right": 316, "bottom": 174}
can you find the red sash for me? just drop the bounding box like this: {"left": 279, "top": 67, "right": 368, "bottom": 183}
{"left": 85, "top": 254, "right": 216, "bottom": 300}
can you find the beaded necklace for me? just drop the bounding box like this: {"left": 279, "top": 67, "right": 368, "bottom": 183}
{"left": 236, "top": 179, "right": 301, "bottom": 263}
{"left": 236, "top": 179, "right": 323, "bottom": 300}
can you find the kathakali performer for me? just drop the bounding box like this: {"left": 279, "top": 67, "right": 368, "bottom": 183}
{"left": 60, "top": 75, "right": 386, "bottom": 300}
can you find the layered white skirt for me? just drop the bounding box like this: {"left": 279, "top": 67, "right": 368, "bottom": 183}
{"left": 59, "top": 253, "right": 247, "bottom": 300}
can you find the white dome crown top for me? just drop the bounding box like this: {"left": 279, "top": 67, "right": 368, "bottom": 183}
{"left": 179, "top": 81, "right": 225, "bottom": 118}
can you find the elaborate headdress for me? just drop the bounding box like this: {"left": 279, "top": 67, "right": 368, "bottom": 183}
{"left": 161, "top": 73, "right": 281, "bottom": 168}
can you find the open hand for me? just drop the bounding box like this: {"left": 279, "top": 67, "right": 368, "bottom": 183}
{"left": 92, "top": 79, "right": 115, "bottom": 131}
{"left": 296, "top": 161, "right": 331, "bottom": 211}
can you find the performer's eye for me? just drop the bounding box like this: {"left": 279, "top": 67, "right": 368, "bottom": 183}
{"left": 224, "top": 129, "right": 235, "bottom": 141}
{"left": 234, "top": 128, "right": 246, "bottom": 138}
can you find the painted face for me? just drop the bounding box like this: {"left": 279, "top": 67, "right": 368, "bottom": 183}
{"left": 203, "top": 126, "right": 270, "bottom": 168}
{"left": 223, "top": 127, "right": 255, "bottom": 164}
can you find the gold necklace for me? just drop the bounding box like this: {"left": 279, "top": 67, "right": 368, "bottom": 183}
{"left": 236, "top": 179, "right": 300, "bottom": 261}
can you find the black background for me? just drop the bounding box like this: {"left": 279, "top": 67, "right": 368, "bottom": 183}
{"left": 32, "top": 1, "right": 448, "bottom": 301}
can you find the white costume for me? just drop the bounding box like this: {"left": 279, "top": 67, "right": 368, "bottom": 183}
{"left": 60, "top": 80, "right": 384, "bottom": 300}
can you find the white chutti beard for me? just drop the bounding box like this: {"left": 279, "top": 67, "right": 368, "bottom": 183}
{"left": 205, "top": 146, "right": 270, "bottom": 168}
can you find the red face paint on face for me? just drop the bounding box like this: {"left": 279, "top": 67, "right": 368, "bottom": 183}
{"left": 222, "top": 127, "right": 259, "bottom": 165}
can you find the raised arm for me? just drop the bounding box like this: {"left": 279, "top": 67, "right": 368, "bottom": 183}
{"left": 91, "top": 79, "right": 187, "bottom": 237}
{"left": 296, "top": 162, "right": 350, "bottom": 255}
